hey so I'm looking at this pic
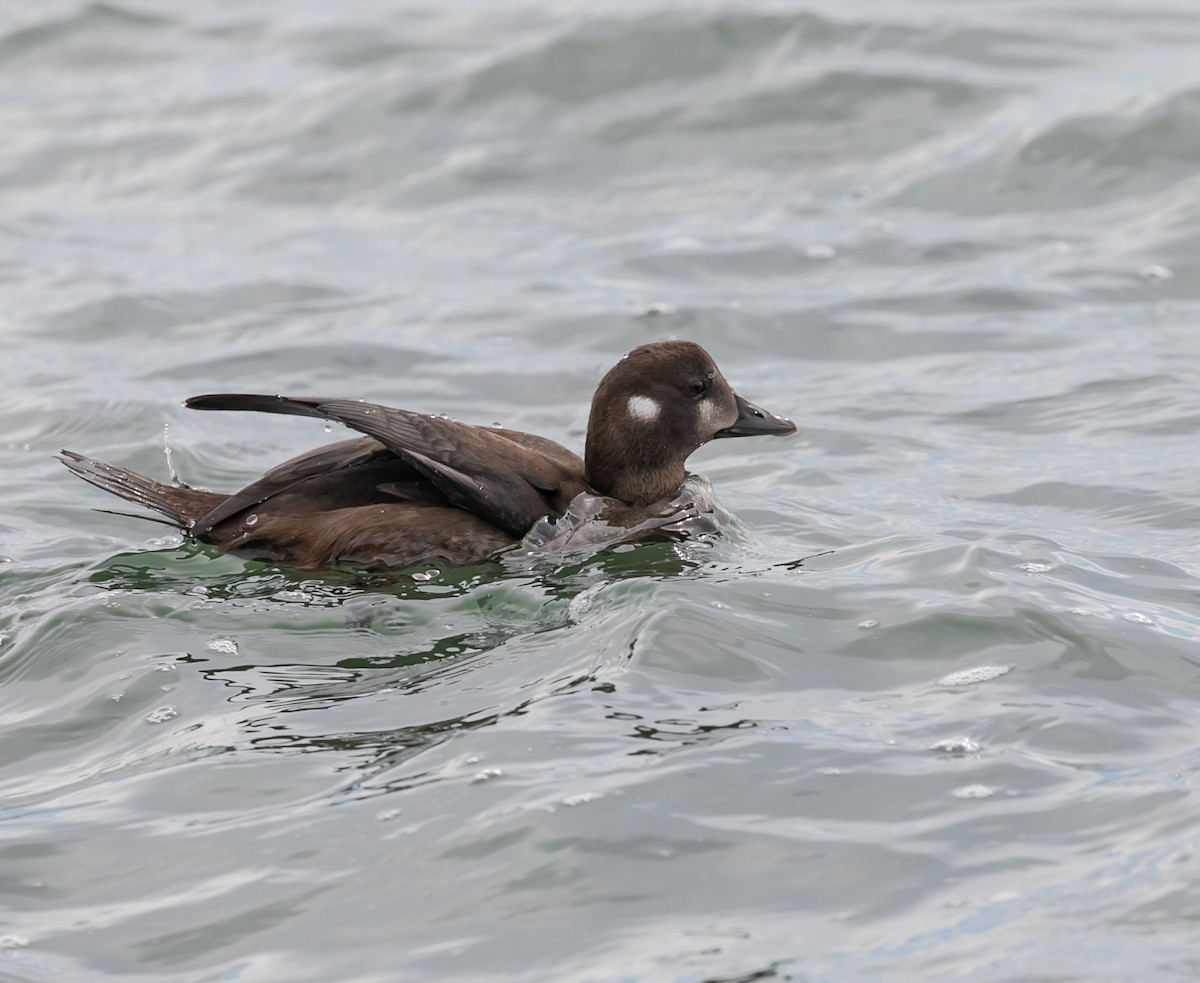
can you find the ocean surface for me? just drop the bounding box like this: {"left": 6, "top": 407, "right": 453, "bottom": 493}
{"left": 3, "top": 2, "right": 1200, "bottom": 980}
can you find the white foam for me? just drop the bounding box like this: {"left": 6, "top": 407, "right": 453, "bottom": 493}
{"left": 938, "top": 664, "right": 1014, "bottom": 687}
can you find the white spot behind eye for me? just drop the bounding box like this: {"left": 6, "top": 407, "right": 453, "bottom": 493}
{"left": 698, "top": 398, "right": 722, "bottom": 431}
{"left": 627, "top": 395, "right": 661, "bottom": 422}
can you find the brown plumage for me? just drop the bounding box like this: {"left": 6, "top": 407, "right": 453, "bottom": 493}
{"left": 60, "top": 341, "right": 795, "bottom": 570}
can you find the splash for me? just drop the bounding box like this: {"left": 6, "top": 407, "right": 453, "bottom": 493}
{"left": 515, "top": 475, "right": 730, "bottom": 558}
{"left": 163, "top": 423, "right": 181, "bottom": 485}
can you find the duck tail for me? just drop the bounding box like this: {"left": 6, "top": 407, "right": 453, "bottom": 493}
{"left": 58, "top": 450, "right": 223, "bottom": 530}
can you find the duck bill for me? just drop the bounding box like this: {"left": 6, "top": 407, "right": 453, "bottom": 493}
{"left": 716, "top": 393, "right": 797, "bottom": 438}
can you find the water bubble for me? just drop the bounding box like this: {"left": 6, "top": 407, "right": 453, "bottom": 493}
{"left": 207, "top": 637, "right": 239, "bottom": 655}
{"left": 1139, "top": 264, "right": 1174, "bottom": 281}
{"left": 929, "top": 736, "right": 981, "bottom": 754}
{"left": 952, "top": 784, "right": 996, "bottom": 799}
{"left": 637, "top": 301, "right": 676, "bottom": 317}
{"left": 1123, "top": 612, "right": 1154, "bottom": 625}
{"left": 1017, "top": 562, "right": 1052, "bottom": 573}
{"left": 145, "top": 706, "right": 179, "bottom": 725}
{"left": 324, "top": 424, "right": 332, "bottom": 432}
{"left": 244, "top": 513, "right": 259, "bottom": 527}
{"left": 938, "top": 665, "right": 1013, "bottom": 687}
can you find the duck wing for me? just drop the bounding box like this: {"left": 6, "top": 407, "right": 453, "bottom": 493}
{"left": 190, "top": 436, "right": 434, "bottom": 536}
{"left": 185, "top": 394, "right": 587, "bottom": 536}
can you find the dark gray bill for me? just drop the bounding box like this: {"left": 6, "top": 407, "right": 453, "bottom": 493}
{"left": 716, "top": 393, "right": 797, "bottom": 438}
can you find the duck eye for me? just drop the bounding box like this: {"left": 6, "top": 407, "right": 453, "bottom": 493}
{"left": 687, "top": 377, "right": 708, "bottom": 396}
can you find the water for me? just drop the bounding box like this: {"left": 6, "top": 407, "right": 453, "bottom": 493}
{"left": 3, "top": 1, "right": 1200, "bottom": 980}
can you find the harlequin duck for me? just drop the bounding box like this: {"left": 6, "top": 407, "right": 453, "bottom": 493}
{"left": 60, "top": 340, "right": 795, "bottom": 569}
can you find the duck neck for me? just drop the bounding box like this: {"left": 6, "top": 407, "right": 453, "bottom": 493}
{"left": 585, "top": 444, "right": 686, "bottom": 506}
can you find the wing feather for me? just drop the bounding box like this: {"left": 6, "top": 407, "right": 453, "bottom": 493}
{"left": 186, "top": 394, "right": 587, "bottom": 535}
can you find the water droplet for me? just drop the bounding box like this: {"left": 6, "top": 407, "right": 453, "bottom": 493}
{"left": 857, "top": 619, "right": 879, "bottom": 629}
{"left": 1017, "top": 562, "right": 1052, "bottom": 573}
{"left": 1123, "top": 612, "right": 1154, "bottom": 625}
{"left": 1139, "top": 264, "right": 1174, "bottom": 281}
{"left": 145, "top": 706, "right": 179, "bottom": 725}
{"left": 245, "top": 513, "right": 259, "bottom": 527}
{"left": 162, "top": 423, "right": 181, "bottom": 485}
{"left": 637, "top": 301, "right": 676, "bottom": 318}
{"left": 938, "top": 665, "right": 1014, "bottom": 687}
{"left": 803, "top": 243, "right": 837, "bottom": 260}
{"left": 324, "top": 424, "right": 332, "bottom": 432}
{"left": 207, "top": 637, "right": 238, "bottom": 655}
{"left": 952, "top": 784, "right": 996, "bottom": 799}
{"left": 377, "top": 808, "right": 403, "bottom": 822}
{"left": 929, "top": 736, "right": 981, "bottom": 754}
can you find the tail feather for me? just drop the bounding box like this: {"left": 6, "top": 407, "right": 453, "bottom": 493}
{"left": 59, "top": 450, "right": 224, "bottom": 530}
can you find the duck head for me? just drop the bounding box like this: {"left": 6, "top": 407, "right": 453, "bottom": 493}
{"left": 584, "top": 340, "right": 796, "bottom": 506}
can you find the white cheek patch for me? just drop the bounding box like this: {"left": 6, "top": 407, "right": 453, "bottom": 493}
{"left": 698, "top": 396, "right": 728, "bottom": 432}
{"left": 627, "top": 395, "right": 662, "bottom": 422}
